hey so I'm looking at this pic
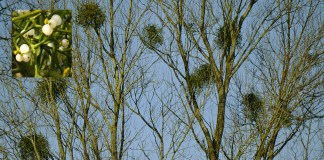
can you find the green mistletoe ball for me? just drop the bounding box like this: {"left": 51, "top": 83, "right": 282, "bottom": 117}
{"left": 141, "top": 24, "right": 164, "bottom": 49}
{"left": 77, "top": 2, "right": 106, "bottom": 29}
{"left": 18, "top": 134, "right": 51, "bottom": 160}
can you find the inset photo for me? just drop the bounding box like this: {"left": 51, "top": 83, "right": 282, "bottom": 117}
{"left": 12, "top": 10, "right": 72, "bottom": 78}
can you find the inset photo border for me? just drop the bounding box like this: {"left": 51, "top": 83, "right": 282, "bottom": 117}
{"left": 12, "top": 10, "right": 72, "bottom": 78}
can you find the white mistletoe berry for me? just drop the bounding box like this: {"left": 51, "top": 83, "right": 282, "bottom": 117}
{"left": 42, "top": 24, "right": 53, "bottom": 36}
{"left": 22, "top": 53, "right": 31, "bottom": 62}
{"left": 20, "top": 44, "right": 29, "bottom": 54}
{"left": 15, "top": 72, "right": 23, "bottom": 77}
{"left": 62, "top": 39, "right": 69, "bottom": 48}
{"left": 22, "top": 29, "right": 35, "bottom": 38}
{"left": 27, "top": 29, "right": 35, "bottom": 36}
{"left": 17, "top": 10, "right": 30, "bottom": 15}
{"left": 59, "top": 46, "right": 64, "bottom": 51}
{"left": 47, "top": 42, "right": 54, "bottom": 48}
{"left": 48, "top": 19, "right": 57, "bottom": 28}
{"left": 15, "top": 54, "right": 23, "bottom": 62}
{"left": 51, "top": 14, "right": 62, "bottom": 26}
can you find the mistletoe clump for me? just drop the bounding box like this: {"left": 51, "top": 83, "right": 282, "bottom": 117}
{"left": 242, "top": 93, "right": 264, "bottom": 122}
{"left": 215, "top": 21, "right": 242, "bottom": 51}
{"left": 189, "top": 63, "right": 215, "bottom": 92}
{"left": 141, "top": 24, "right": 164, "bottom": 49}
{"left": 34, "top": 78, "right": 68, "bottom": 105}
{"left": 76, "top": 2, "right": 106, "bottom": 29}
{"left": 18, "top": 133, "right": 51, "bottom": 160}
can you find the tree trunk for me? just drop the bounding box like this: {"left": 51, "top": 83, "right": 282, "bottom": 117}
{"left": 267, "top": 128, "right": 280, "bottom": 160}
{"left": 111, "top": 115, "right": 119, "bottom": 160}
{"left": 49, "top": 81, "right": 66, "bottom": 160}
{"left": 212, "top": 90, "right": 227, "bottom": 160}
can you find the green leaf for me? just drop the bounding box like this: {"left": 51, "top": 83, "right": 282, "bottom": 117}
{"left": 34, "top": 34, "right": 42, "bottom": 40}
{"left": 35, "top": 46, "right": 41, "bottom": 56}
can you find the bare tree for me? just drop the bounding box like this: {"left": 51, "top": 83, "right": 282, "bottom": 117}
{"left": 251, "top": 1, "right": 323, "bottom": 159}
{"left": 72, "top": 0, "right": 151, "bottom": 159}
{"left": 1, "top": 0, "right": 322, "bottom": 160}
{"left": 221, "top": 1, "right": 323, "bottom": 159}
{"left": 128, "top": 78, "right": 197, "bottom": 159}
{"left": 145, "top": 0, "right": 282, "bottom": 159}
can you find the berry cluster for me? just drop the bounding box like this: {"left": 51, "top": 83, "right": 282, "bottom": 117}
{"left": 42, "top": 14, "right": 62, "bottom": 36}
{"left": 15, "top": 44, "right": 31, "bottom": 62}
{"left": 12, "top": 10, "right": 72, "bottom": 77}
